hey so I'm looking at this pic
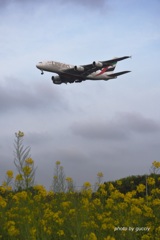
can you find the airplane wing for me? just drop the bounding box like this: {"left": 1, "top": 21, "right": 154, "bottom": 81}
{"left": 108, "top": 71, "right": 131, "bottom": 78}
{"left": 62, "top": 56, "right": 131, "bottom": 79}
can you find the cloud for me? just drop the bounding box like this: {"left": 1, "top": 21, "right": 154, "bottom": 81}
{"left": 63, "top": 0, "right": 107, "bottom": 8}
{"left": 0, "top": 77, "right": 69, "bottom": 113}
{"left": 0, "top": 0, "right": 107, "bottom": 10}
{"left": 120, "top": 112, "right": 160, "bottom": 133}
{"left": 71, "top": 112, "right": 160, "bottom": 141}
{"left": 71, "top": 121, "right": 129, "bottom": 141}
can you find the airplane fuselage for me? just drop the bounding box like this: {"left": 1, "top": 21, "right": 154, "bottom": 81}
{"left": 36, "top": 61, "right": 116, "bottom": 80}
{"left": 36, "top": 56, "right": 131, "bottom": 84}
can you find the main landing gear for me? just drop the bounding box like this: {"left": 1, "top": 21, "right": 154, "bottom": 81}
{"left": 41, "top": 70, "right": 44, "bottom": 75}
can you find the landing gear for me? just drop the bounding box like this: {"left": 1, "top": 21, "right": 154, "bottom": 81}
{"left": 41, "top": 70, "right": 44, "bottom": 75}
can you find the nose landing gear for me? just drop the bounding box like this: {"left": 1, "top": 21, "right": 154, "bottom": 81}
{"left": 41, "top": 70, "right": 44, "bottom": 75}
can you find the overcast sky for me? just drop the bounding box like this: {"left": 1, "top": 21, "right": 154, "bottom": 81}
{"left": 1, "top": 0, "right": 160, "bottom": 189}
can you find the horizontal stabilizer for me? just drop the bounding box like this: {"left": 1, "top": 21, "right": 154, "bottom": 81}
{"left": 108, "top": 71, "right": 131, "bottom": 78}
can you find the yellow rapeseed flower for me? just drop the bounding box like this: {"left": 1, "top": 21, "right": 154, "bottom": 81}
{"left": 152, "top": 199, "right": 160, "bottom": 206}
{"left": 99, "top": 188, "right": 107, "bottom": 196}
{"left": 152, "top": 160, "right": 160, "bottom": 169}
{"left": 56, "top": 160, "right": 61, "bottom": 165}
{"left": 15, "top": 174, "right": 23, "bottom": 181}
{"left": 23, "top": 166, "right": 31, "bottom": 176}
{"left": 25, "top": 158, "right": 34, "bottom": 165}
{"left": 151, "top": 188, "right": 160, "bottom": 195}
{"left": 69, "top": 208, "right": 76, "bottom": 215}
{"left": 61, "top": 201, "right": 71, "bottom": 209}
{"left": 96, "top": 213, "right": 103, "bottom": 221}
{"left": 5, "top": 221, "right": 19, "bottom": 237}
{"left": 86, "top": 232, "right": 97, "bottom": 240}
{"left": 30, "top": 227, "right": 36, "bottom": 238}
{"left": 83, "top": 181, "right": 92, "bottom": 188}
{"left": 99, "top": 183, "right": 106, "bottom": 189}
{"left": 93, "top": 198, "right": 101, "bottom": 206}
{"left": 131, "top": 190, "right": 137, "bottom": 196}
{"left": 124, "top": 192, "right": 133, "bottom": 202}
{"left": 111, "top": 190, "right": 124, "bottom": 199}
{"left": 6, "top": 170, "right": 14, "bottom": 179}
{"left": 13, "top": 191, "right": 28, "bottom": 202}
{"left": 82, "top": 221, "right": 88, "bottom": 228}
{"left": 81, "top": 197, "right": 89, "bottom": 208}
{"left": 17, "top": 131, "right": 24, "bottom": 137}
{"left": 52, "top": 211, "right": 63, "bottom": 225}
{"left": 143, "top": 205, "right": 154, "bottom": 217}
{"left": 0, "top": 196, "right": 7, "bottom": 208}
{"left": 1, "top": 182, "right": 12, "bottom": 191}
{"left": 147, "top": 177, "right": 155, "bottom": 185}
{"left": 34, "top": 185, "right": 47, "bottom": 197}
{"left": 57, "top": 230, "right": 64, "bottom": 236}
{"left": 101, "top": 223, "right": 107, "bottom": 230}
{"left": 108, "top": 183, "right": 114, "bottom": 191}
{"left": 97, "top": 172, "right": 104, "bottom": 178}
{"left": 47, "top": 191, "right": 54, "bottom": 198}
{"left": 117, "top": 202, "right": 128, "bottom": 210}
{"left": 141, "top": 235, "right": 151, "bottom": 240}
{"left": 106, "top": 198, "right": 114, "bottom": 207}
{"left": 53, "top": 175, "right": 58, "bottom": 180}
{"left": 66, "top": 177, "right": 73, "bottom": 182}
{"left": 131, "top": 197, "right": 144, "bottom": 205}
{"left": 0, "top": 185, "right": 6, "bottom": 193}
{"left": 97, "top": 183, "right": 107, "bottom": 196}
{"left": 104, "top": 237, "right": 115, "bottom": 240}
{"left": 137, "top": 184, "right": 146, "bottom": 193}
{"left": 131, "top": 205, "right": 142, "bottom": 215}
{"left": 116, "top": 180, "right": 122, "bottom": 185}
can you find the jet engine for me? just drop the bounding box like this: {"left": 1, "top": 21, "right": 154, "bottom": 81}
{"left": 51, "top": 76, "right": 62, "bottom": 84}
{"left": 93, "top": 61, "right": 103, "bottom": 67}
{"left": 74, "top": 66, "right": 84, "bottom": 72}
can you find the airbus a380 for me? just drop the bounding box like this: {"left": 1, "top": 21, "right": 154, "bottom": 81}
{"left": 36, "top": 56, "right": 131, "bottom": 84}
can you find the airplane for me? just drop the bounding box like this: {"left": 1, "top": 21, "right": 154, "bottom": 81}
{"left": 36, "top": 56, "right": 131, "bottom": 84}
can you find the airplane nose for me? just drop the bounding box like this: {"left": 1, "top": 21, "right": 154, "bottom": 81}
{"left": 36, "top": 63, "right": 40, "bottom": 69}
{"left": 36, "top": 62, "right": 43, "bottom": 69}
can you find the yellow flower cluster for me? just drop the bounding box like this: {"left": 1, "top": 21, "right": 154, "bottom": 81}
{"left": 16, "top": 131, "right": 24, "bottom": 138}
{"left": 147, "top": 177, "right": 155, "bottom": 185}
{"left": 0, "top": 196, "right": 7, "bottom": 208}
{"left": 6, "top": 170, "right": 14, "bottom": 179}
{"left": 0, "top": 179, "right": 159, "bottom": 240}
{"left": 152, "top": 160, "right": 160, "bottom": 169}
{"left": 5, "top": 221, "right": 19, "bottom": 237}
{"left": 137, "top": 183, "right": 146, "bottom": 193}
{"left": 25, "top": 158, "right": 34, "bottom": 165}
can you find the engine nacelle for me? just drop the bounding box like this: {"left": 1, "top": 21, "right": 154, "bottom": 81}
{"left": 51, "top": 76, "right": 62, "bottom": 84}
{"left": 93, "top": 61, "right": 103, "bottom": 67}
{"left": 74, "top": 65, "right": 84, "bottom": 72}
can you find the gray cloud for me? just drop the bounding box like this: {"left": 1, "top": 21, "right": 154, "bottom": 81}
{"left": 121, "top": 112, "right": 160, "bottom": 133}
{"left": 0, "top": 77, "right": 69, "bottom": 113}
{"left": 71, "top": 120, "right": 129, "bottom": 141}
{"left": 0, "top": 0, "right": 107, "bottom": 10}
{"left": 63, "top": 0, "right": 107, "bottom": 8}
{"left": 71, "top": 112, "right": 160, "bottom": 141}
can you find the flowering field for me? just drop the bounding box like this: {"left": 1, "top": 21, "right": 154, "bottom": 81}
{"left": 0, "top": 177, "right": 160, "bottom": 240}
{"left": 0, "top": 132, "right": 160, "bottom": 239}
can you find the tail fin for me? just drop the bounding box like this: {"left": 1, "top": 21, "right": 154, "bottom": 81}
{"left": 108, "top": 71, "right": 131, "bottom": 78}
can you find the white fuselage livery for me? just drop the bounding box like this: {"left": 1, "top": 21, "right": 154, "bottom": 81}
{"left": 36, "top": 56, "right": 131, "bottom": 84}
{"left": 37, "top": 61, "right": 115, "bottom": 80}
